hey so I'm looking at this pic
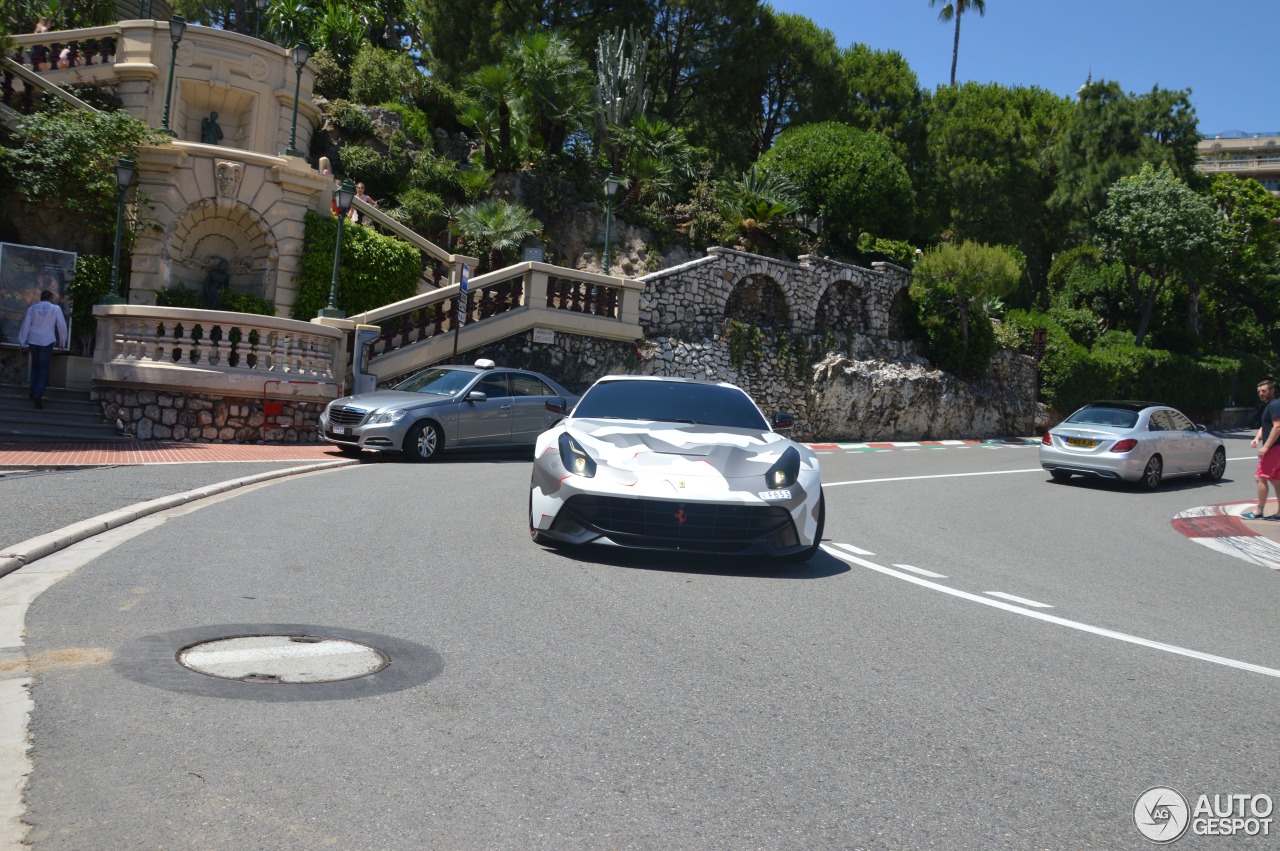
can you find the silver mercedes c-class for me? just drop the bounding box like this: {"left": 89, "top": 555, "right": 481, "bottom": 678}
{"left": 319, "top": 359, "right": 577, "bottom": 461}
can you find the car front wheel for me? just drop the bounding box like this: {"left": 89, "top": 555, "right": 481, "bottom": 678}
{"left": 404, "top": 421, "right": 441, "bottom": 462}
{"left": 782, "top": 491, "right": 825, "bottom": 563}
{"left": 1141, "top": 454, "right": 1163, "bottom": 490}
{"left": 1201, "top": 447, "right": 1226, "bottom": 481}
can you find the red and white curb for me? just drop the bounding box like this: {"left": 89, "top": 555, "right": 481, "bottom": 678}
{"left": 1172, "top": 502, "right": 1280, "bottom": 570}
{"left": 807, "top": 438, "right": 1038, "bottom": 452}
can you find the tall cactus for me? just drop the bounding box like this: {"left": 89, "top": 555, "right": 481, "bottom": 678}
{"left": 595, "top": 26, "right": 650, "bottom": 150}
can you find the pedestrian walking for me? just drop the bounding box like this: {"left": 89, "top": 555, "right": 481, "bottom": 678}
{"left": 17, "top": 289, "right": 68, "bottom": 409}
{"left": 1244, "top": 377, "right": 1280, "bottom": 519}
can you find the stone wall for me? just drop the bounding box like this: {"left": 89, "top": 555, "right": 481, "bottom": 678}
{"left": 452, "top": 329, "right": 1036, "bottom": 441}
{"left": 92, "top": 386, "right": 323, "bottom": 443}
{"left": 637, "top": 247, "right": 912, "bottom": 341}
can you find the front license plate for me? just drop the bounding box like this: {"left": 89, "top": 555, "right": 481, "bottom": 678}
{"left": 1066, "top": 438, "right": 1097, "bottom": 448}
{"left": 335, "top": 427, "right": 349, "bottom": 436}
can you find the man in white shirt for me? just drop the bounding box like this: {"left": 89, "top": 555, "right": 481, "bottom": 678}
{"left": 18, "top": 289, "right": 68, "bottom": 409}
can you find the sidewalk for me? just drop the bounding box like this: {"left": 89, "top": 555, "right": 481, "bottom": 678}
{"left": 0, "top": 439, "right": 341, "bottom": 468}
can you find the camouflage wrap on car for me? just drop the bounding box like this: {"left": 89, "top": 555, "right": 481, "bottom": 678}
{"left": 530, "top": 418, "right": 823, "bottom": 556}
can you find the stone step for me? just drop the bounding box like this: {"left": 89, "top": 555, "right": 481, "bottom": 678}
{"left": 0, "top": 383, "right": 125, "bottom": 442}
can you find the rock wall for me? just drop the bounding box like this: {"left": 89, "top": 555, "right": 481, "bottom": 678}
{"left": 92, "top": 386, "right": 323, "bottom": 443}
{"left": 459, "top": 330, "right": 1036, "bottom": 441}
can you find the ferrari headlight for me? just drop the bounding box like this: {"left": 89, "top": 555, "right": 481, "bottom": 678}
{"left": 368, "top": 409, "right": 407, "bottom": 425}
{"left": 558, "top": 433, "right": 597, "bottom": 478}
{"left": 764, "top": 446, "right": 801, "bottom": 489}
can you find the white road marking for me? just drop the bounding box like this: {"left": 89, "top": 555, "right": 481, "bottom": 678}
{"left": 984, "top": 591, "right": 1053, "bottom": 608}
{"left": 835, "top": 543, "right": 875, "bottom": 556}
{"left": 892, "top": 563, "right": 948, "bottom": 579}
{"left": 824, "top": 468, "right": 1043, "bottom": 487}
{"left": 823, "top": 545, "right": 1280, "bottom": 680}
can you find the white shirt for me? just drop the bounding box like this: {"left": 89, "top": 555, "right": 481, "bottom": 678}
{"left": 18, "top": 300, "right": 68, "bottom": 348}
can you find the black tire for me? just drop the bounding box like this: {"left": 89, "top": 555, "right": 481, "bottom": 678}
{"left": 1201, "top": 447, "right": 1226, "bottom": 481}
{"left": 1140, "top": 454, "right": 1163, "bottom": 490}
{"left": 403, "top": 421, "right": 441, "bottom": 462}
{"left": 782, "top": 490, "right": 825, "bottom": 563}
{"left": 1049, "top": 470, "right": 1072, "bottom": 482}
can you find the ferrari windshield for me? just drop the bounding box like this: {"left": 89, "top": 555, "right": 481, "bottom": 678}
{"left": 574, "top": 380, "right": 769, "bottom": 430}
{"left": 392, "top": 368, "right": 475, "bottom": 396}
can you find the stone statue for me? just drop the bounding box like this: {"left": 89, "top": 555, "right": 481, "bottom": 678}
{"left": 201, "top": 258, "right": 230, "bottom": 308}
{"left": 201, "top": 112, "right": 224, "bottom": 146}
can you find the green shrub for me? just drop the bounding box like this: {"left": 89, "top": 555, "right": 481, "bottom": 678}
{"left": 337, "top": 144, "right": 400, "bottom": 198}
{"left": 380, "top": 103, "right": 436, "bottom": 147}
{"left": 68, "top": 254, "right": 111, "bottom": 351}
{"left": 911, "top": 281, "right": 997, "bottom": 378}
{"left": 1046, "top": 306, "right": 1100, "bottom": 348}
{"left": 291, "top": 211, "right": 421, "bottom": 320}
{"left": 155, "top": 285, "right": 202, "bottom": 308}
{"left": 220, "top": 291, "right": 277, "bottom": 316}
{"left": 1038, "top": 340, "right": 1114, "bottom": 413}
{"left": 350, "top": 46, "right": 422, "bottom": 107}
{"left": 327, "top": 100, "right": 374, "bottom": 140}
{"left": 310, "top": 49, "right": 350, "bottom": 100}
{"left": 386, "top": 188, "right": 446, "bottom": 235}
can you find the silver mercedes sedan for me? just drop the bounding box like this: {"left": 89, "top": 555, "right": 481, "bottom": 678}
{"left": 320, "top": 359, "right": 577, "bottom": 461}
{"left": 1039, "top": 400, "right": 1226, "bottom": 489}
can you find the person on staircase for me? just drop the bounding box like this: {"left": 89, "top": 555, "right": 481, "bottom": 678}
{"left": 17, "top": 289, "right": 68, "bottom": 409}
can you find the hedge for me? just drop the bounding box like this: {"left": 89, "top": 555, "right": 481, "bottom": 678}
{"left": 290, "top": 211, "right": 421, "bottom": 320}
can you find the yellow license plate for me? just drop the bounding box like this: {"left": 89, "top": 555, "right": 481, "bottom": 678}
{"left": 1067, "top": 438, "right": 1098, "bottom": 448}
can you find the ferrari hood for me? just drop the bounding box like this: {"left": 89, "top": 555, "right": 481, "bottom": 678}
{"left": 565, "top": 418, "right": 793, "bottom": 478}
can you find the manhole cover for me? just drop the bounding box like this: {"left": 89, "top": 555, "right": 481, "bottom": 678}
{"left": 177, "top": 635, "right": 389, "bottom": 684}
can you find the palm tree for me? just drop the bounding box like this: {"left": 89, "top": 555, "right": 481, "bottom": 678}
{"left": 450, "top": 199, "right": 542, "bottom": 271}
{"left": 928, "top": 0, "right": 986, "bottom": 86}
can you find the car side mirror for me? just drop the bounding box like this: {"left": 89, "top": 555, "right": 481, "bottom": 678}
{"left": 773, "top": 411, "right": 795, "bottom": 430}
{"left": 1196, "top": 424, "right": 1208, "bottom": 434}
{"left": 545, "top": 397, "right": 568, "bottom": 415}
{"left": 466, "top": 391, "right": 487, "bottom": 402}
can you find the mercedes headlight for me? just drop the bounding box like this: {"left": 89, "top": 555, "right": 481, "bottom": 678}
{"left": 559, "top": 433, "right": 597, "bottom": 478}
{"left": 368, "top": 409, "right": 408, "bottom": 425}
{"left": 764, "top": 446, "right": 801, "bottom": 489}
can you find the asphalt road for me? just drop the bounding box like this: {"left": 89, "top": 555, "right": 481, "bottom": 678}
{"left": 13, "top": 438, "right": 1280, "bottom": 850}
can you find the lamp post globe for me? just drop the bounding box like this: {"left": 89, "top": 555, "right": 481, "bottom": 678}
{"left": 280, "top": 42, "right": 311, "bottom": 158}
{"left": 103, "top": 158, "right": 137, "bottom": 305}
{"left": 602, "top": 174, "right": 622, "bottom": 275}
{"left": 319, "top": 180, "right": 356, "bottom": 319}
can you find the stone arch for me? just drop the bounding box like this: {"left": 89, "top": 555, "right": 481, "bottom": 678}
{"left": 723, "top": 273, "right": 789, "bottom": 330}
{"left": 887, "top": 286, "right": 914, "bottom": 340}
{"left": 815, "top": 280, "right": 866, "bottom": 336}
{"left": 162, "top": 198, "right": 279, "bottom": 303}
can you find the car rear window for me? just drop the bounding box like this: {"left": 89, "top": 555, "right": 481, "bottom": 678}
{"left": 1065, "top": 407, "right": 1139, "bottom": 429}
{"left": 574, "top": 380, "right": 769, "bottom": 430}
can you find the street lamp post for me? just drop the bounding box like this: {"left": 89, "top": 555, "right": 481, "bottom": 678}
{"left": 255, "top": 0, "right": 267, "bottom": 39}
{"left": 103, "top": 158, "right": 136, "bottom": 305}
{"left": 602, "top": 174, "right": 621, "bottom": 275}
{"left": 280, "top": 42, "right": 311, "bottom": 158}
{"left": 159, "top": 16, "right": 186, "bottom": 137}
{"left": 318, "top": 180, "right": 356, "bottom": 319}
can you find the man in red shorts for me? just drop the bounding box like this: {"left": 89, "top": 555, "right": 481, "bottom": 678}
{"left": 1244, "top": 378, "right": 1280, "bottom": 519}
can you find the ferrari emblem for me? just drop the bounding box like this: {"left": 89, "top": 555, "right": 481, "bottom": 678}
{"left": 674, "top": 509, "right": 687, "bottom": 526}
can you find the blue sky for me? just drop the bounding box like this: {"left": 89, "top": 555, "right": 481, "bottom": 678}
{"left": 766, "top": 0, "right": 1274, "bottom": 137}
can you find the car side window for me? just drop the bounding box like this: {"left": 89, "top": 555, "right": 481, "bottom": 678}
{"left": 475, "top": 373, "right": 510, "bottom": 398}
{"left": 1167, "top": 410, "right": 1194, "bottom": 431}
{"left": 1147, "top": 411, "right": 1172, "bottom": 432}
{"left": 511, "top": 374, "right": 550, "bottom": 397}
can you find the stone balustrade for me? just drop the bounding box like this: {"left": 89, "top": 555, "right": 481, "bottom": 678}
{"left": 351, "top": 262, "right": 645, "bottom": 383}
{"left": 93, "top": 303, "right": 345, "bottom": 396}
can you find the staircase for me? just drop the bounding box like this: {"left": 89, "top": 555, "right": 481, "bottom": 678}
{"left": 0, "top": 384, "right": 126, "bottom": 443}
